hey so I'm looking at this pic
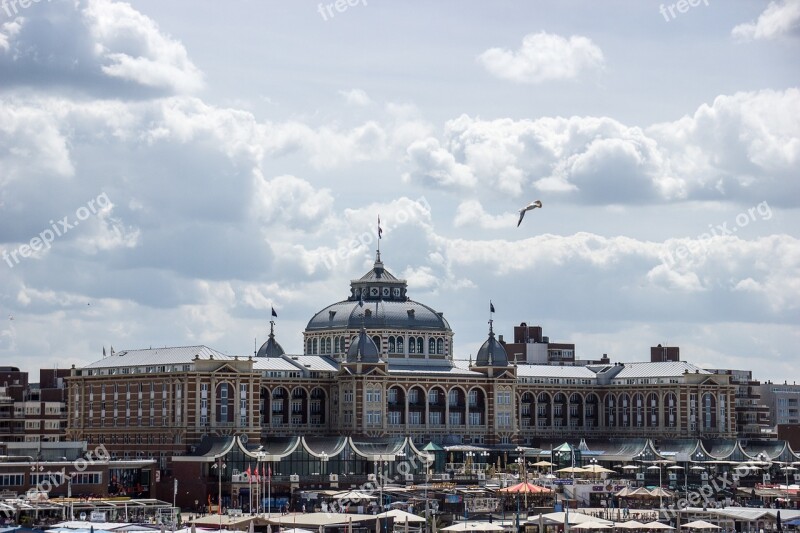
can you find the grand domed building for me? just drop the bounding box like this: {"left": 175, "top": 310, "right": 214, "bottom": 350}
{"left": 58, "top": 251, "right": 763, "bottom": 508}
{"left": 302, "top": 251, "right": 453, "bottom": 364}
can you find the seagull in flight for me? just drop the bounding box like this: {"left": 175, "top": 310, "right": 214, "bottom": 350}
{"left": 517, "top": 200, "right": 543, "bottom": 227}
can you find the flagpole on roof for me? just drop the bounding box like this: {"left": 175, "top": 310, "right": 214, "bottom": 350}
{"left": 377, "top": 214, "right": 382, "bottom": 258}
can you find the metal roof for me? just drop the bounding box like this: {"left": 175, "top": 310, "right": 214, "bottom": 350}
{"left": 306, "top": 299, "right": 451, "bottom": 331}
{"left": 613, "top": 361, "right": 710, "bottom": 379}
{"left": 252, "top": 357, "right": 303, "bottom": 371}
{"left": 389, "top": 364, "right": 483, "bottom": 377}
{"left": 82, "top": 345, "right": 232, "bottom": 369}
{"left": 515, "top": 364, "right": 598, "bottom": 379}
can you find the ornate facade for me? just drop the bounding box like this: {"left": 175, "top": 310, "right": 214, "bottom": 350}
{"left": 66, "top": 253, "right": 738, "bottom": 471}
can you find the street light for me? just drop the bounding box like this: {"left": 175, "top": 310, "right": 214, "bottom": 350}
{"left": 466, "top": 451, "right": 474, "bottom": 476}
{"left": 422, "top": 454, "right": 433, "bottom": 533}
{"left": 211, "top": 457, "right": 226, "bottom": 532}
{"left": 320, "top": 452, "right": 329, "bottom": 485}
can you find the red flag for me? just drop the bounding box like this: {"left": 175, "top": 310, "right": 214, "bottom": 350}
{"left": 246, "top": 464, "right": 252, "bottom": 482}
{"left": 254, "top": 465, "right": 259, "bottom": 482}
{"left": 268, "top": 464, "right": 272, "bottom": 480}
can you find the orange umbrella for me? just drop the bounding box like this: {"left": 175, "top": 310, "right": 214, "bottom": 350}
{"left": 497, "top": 481, "right": 552, "bottom": 494}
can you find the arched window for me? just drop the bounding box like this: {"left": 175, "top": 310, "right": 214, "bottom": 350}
{"left": 372, "top": 335, "right": 381, "bottom": 348}
{"left": 325, "top": 337, "right": 331, "bottom": 353}
{"left": 436, "top": 338, "right": 444, "bottom": 354}
{"left": 388, "top": 336, "right": 396, "bottom": 353}
{"left": 416, "top": 337, "right": 424, "bottom": 354}
{"left": 312, "top": 338, "right": 318, "bottom": 355}
{"left": 429, "top": 338, "right": 436, "bottom": 354}
{"left": 334, "top": 337, "right": 341, "bottom": 353}
{"left": 396, "top": 336, "right": 404, "bottom": 354}
{"left": 306, "top": 339, "right": 312, "bottom": 354}
{"left": 408, "top": 337, "right": 416, "bottom": 354}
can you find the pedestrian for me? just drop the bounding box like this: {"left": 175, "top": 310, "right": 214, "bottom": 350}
{"left": 302, "top": 504, "right": 306, "bottom": 513}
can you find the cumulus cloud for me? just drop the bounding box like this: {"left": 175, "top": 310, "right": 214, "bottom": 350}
{"left": 477, "top": 31, "right": 604, "bottom": 84}
{"left": 453, "top": 200, "right": 516, "bottom": 229}
{"left": 732, "top": 0, "right": 800, "bottom": 41}
{"left": 0, "top": 0, "right": 203, "bottom": 96}
{"left": 404, "top": 137, "right": 477, "bottom": 189}
{"left": 339, "top": 88, "right": 373, "bottom": 106}
{"left": 402, "top": 89, "right": 800, "bottom": 206}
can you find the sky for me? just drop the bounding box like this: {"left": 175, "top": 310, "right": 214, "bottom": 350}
{"left": 0, "top": 0, "right": 798, "bottom": 383}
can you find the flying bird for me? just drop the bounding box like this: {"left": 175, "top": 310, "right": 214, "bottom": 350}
{"left": 8, "top": 314, "right": 13, "bottom": 321}
{"left": 517, "top": 200, "right": 543, "bottom": 227}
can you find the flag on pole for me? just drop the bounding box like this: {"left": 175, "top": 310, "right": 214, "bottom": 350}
{"left": 102, "top": 346, "right": 106, "bottom": 357}
{"left": 378, "top": 216, "right": 383, "bottom": 239}
{"left": 268, "top": 464, "right": 271, "bottom": 480}
{"left": 271, "top": 307, "right": 278, "bottom": 318}
{"left": 254, "top": 465, "right": 260, "bottom": 482}
{"left": 490, "top": 301, "right": 495, "bottom": 313}
{"left": 246, "top": 465, "right": 252, "bottom": 481}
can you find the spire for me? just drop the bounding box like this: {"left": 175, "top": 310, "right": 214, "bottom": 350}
{"left": 256, "top": 316, "right": 285, "bottom": 358}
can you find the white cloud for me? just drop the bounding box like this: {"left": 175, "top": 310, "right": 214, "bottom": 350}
{"left": 84, "top": 0, "right": 204, "bottom": 93}
{"left": 403, "top": 89, "right": 800, "bottom": 206}
{"left": 252, "top": 173, "right": 335, "bottom": 229}
{"left": 732, "top": 0, "right": 800, "bottom": 41}
{"left": 453, "top": 200, "right": 516, "bottom": 229}
{"left": 404, "top": 137, "right": 477, "bottom": 189}
{"left": 477, "top": 31, "right": 604, "bottom": 84}
{"left": 339, "top": 88, "right": 373, "bottom": 106}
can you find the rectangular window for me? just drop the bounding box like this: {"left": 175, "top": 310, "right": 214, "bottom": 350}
{"left": 428, "top": 390, "right": 438, "bottom": 404}
{"left": 71, "top": 472, "right": 102, "bottom": 484}
{"left": 409, "top": 411, "right": 422, "bottom": 425}
{"left": 449, "top": 412, "right": 463, "bottom": 425}
{"left": 469, "top": 412, "right": 482, "bottom": 425}
{"left": 468, "top": 390, "right": 477, "bottom": 406}
{"left": 428, "top": 411, "right": 441, "bottom": 425}
{"left": 388, "top": 411, "right": 401, "bottom": 425}
{"left": 0, "top": 474, "right": 25, "bottom": 486}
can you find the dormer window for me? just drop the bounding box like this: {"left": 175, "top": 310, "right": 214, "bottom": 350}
{"left": 407, "top": 309, "right": 415, "bottom": 319}
{"left": 329, "top": 310, "right": 336, "bottom": 321}
{"left": 365, "top": 309, "right": 372, "bottom": 318}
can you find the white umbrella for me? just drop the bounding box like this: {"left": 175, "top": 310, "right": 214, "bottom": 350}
{"left": 644, "top": 522, "right": 675, "bottom": 530}
{"left": 572, "top": 522, "right": 612, "bottom": 530}
{"left": 583, "top": 465, "right": 616, "bottom": 474}
{"left": 622, "top": 465, "right": 638, "bottom": 471}
{"left": 681, "top": 521, "right": 721, "bottom": 530}
{"left": 615, "top": 521, "right": 647, "bottom": 529}
{"left": 667, "top": 466, "right": 684, "bottom": 470}
{"left": 441, "top": 523, "right": 504, "bottom": 531}
{"left": 377, "top": 510, "right": 425, "bottom": 523}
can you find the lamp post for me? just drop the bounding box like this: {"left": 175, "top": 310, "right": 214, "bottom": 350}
{"left": 212, "top": 457, "right": 226, "bottom": 532}
{"left": 423, "top": 454, "right": 433, "bottom": 533}
{"left": 466, "top": 451, "right": 474, "bottom": 476}
{"left": 320, "top": 452, "right": 329, "bottom": 486}
{"left": 589, "top": 458, "right": 599, "bottom": 482}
